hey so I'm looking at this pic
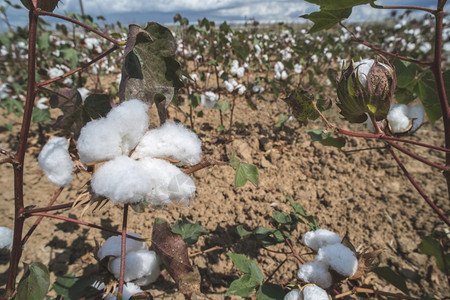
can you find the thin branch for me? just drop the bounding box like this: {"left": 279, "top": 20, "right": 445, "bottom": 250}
{"left": 0, "top": 158, "right": 14, "bottom": 165}
{"left": 369, "top": 1, "right": 435, "bottom": 14}
{"left": 118, "top": 204, "right": 129, "bottom": 298}
{"left": 21, "top": 188, "right": 64, "bottom": 246}
{"left": 36, "top": 44, "right": 119, "bottom": 88}
{"left": 0, "top": 148, "right": 13, "bottom": 158}
{"left": 264, "top": 256, "right": 290, "bottom": 284}
{"left": 189, "top": 246, "right": 224, "bottom": 257}
{"left": 183, "top": 160, "right": 229, "bottom": 174}
{"left": 22, "top": 201, "right": 74, "bottom": 215}
{"left": 388, "top": 146, "right": 449, "bottom": 226}
{"left": 281, "top": 231, "right": 305, "bottom": 264}
{"left": 339, "top": 22, "right": 431, "bottom": 66}
{"left": 35, "top": 9, "right": 122, "bottom": 45}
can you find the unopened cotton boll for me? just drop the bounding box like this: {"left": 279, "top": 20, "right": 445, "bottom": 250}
{"left": 91, "top": 156, "right": 153, "bottom": 204}
{"left": 97, "top": 233, "right": 146, "bottom": 261}
{"left": 0, "top": 226, "right": 13, "bottom": 249}
{"left": 316, "top": 243, "right": 358, "bottom": 277}
{"left": 302, "top": 229, "right": 343, "bottom": 251}
{"left": 139, "top": 158, "right": 196, "bottom": 206}
{"left": 109, "top": 250, "right": 160, "bottom": 283}
{"left": 38, "top": 137, "right": 74, "bottom": 187}
{"left": 132, "top": 122, "right": 201, "bottom": 165}
{"left": 302, "top": 285, "right": 329, "bottom": 300}
{"left": 297, "top": 260, "right": 332, "bottom": 289}
{"left": 284, "top": 289, "right": 301, "bottom": 300}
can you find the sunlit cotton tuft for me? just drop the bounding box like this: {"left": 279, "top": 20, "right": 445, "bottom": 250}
{"left": 38, "top": 137, "right": 73, "bottom": 187}
{"left": 0, "top": 226, "right": 13, "bottom": 249}
{"left": 297, "top": 260, "right": 332, "bottom": 289}
{"left": 302, "top": 229, "right": 343, "bottom": 251}
{"left": 97, "top": 233, "right": 146, "bottom": 261}
{"left": 109, "top": 250, "right": 160, "bottom": 283}
{"left": 316, "top": 243, "right": 358, "bottom": 277}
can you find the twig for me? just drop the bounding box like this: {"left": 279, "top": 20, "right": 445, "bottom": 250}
{"left": 189, "top": 246, "right": 224, "bottom": 257}
{"left": 117, "top": 204, "right": 129, "bottom": 298}
{"left": 22, "top": 201, "right": 74, "bottom": 215}
{"left": 369, "top": 1, "right": 436, "bottom": 14}
{"left": 0, "top": 158, "right": 14, "bottom": 165}
{"left": 0, "top": 148, "right": 13, "bottom": 158}
{"left": 264, "top": 256, "right": 290, "bottom": 284}
{"left": 183, "top": 160, "right": 229, "bottom": 174}
{"left": 388, "top": 146, "right": 449, "bottom": 226}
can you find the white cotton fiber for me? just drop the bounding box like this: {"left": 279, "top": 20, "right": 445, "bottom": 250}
{"left": 97, "top": 233, "right": 146, "bottom": 261}
{"left": 354, "top": 59, "right": 374, "bottom": 87}
{"left": 0, "top": 226, "right": 13, "bottom": 249}
{"left": 104, "top": 282, "right": 143, "bottom": 300}
{"left": 316, "top": 243, "right": 358, "bottom": 277}
{"left": 77, "top": 99, "right": 149, "bottom": 164}
{"left": 302, "top": 285, "right": 329, "bottom": 300}
{"left": 132, "top": 122, "right": 201, "bottom": 165}
{"left": 109, "top": 250, "right": 160, "bottom": 283}
{"left": 302, "top": 229, "right": 342, "bottom": 251}
{"left": 387, "top": 104, "right": 410, "bottom": 133}
{"left": 91, "top": 156, "right": 153, "bottom": 203}
{"left": 297, "top": 260, "right": 332, "bottom": 289}
{"left": 284, "top": 289, "right": 301, "bottom": 300}
{"left": 407, "top": 105, "right": 424, "bottom": 133}
{"left": 140, "top": 158, "right": 196, "bottom": 206}
{"left": 38, "top": 137, "right": 73, "bottom": 187}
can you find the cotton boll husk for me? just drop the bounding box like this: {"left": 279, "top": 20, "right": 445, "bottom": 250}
{"left": 132, "top": 122, "right": 201, "bottom": 165}
{"left": 105, "top": 99, "right": 149, "bottom": 155}
{"left": 77, "top": 118, "right": 122, "bottom": 164}
{"left": 38, "top": 137, "right": 74, "bottom": 187}
{"left": 387, "top": 104, "right": 410, "bottom": 133}
{"left": 316, "top": 243, "right": 358, "bottom": 277}
{"left": 407, "top": 105, "right": 424, "bottom": 133}
{"left": 302, "top": 285, "right": 329, "bottom": 300}
{"left": 91, "top": 156, "right": 153, "bottom": 204}
{"left": 302, "top": 229, "right": 342, "bottom": 251}
{"left": 0, "top": 226, "right": 13, "bottom": 249}
{"left": 109, "top": 250, "right": 160, "bottom": 283}
{"left": 297, "top": 260, "right": 332, "bottom": 289}
{"left": 97, "top": 233, "right": 146, "bottom": 261}
{"left": 284, "top": 289, "right": 302, "bottom": 300}
{"left": 139, "top": 158, "right": 196, "bottom": 206}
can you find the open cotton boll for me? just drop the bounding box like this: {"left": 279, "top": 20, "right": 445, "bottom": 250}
{"left": 91, "top": 156, "right": 153, "bottom": 204}
{"left": 104, "top": 282, "right": 143, "bottom": 300}
{"left": 284, "top": 289, "right": 301, "bottom": 300}
{"left": 105, "top": 99, "right": 149, "bottom": 155}
{"left": 201, "top": 91, "right": 219, "bottom": 109}
{"left": 387, "top": 104, "right": 410, "bottom": 133}
{"left": 302, "top": 229, "right": 342, "bottom": 251}
{"left": 354, "top": 59, "right": 374, "bottom": 87}
{"left": 302, "top": 285, "right": 329, "bottom": 300}
{"left": 132, "top": 122, "right": 201, "bottom": 165}
{"left": 297, "top": 260, "right": 332, "bottom": 289}
{"left": 0, "top": 226, "right": 13, "bottom": 249}
{"left": 316, "top": 243, "right": 358, "bottom": 277}
{"left": 97, "top": 233, "right": 146, "bottom": 260}
{"left": 407, "top": 105, "right": 424, "bottom": 133}
{"left": 77, "top": 118, "right": 122, "bottom": 164}
{"left": 140, "top": 158, "right": 196, "bottom": 206}
{"left": 38, "top": 137, "right": 73, "bottom": 187}
{"left": 109, "top": 250, "right": 160, "bottom": 283}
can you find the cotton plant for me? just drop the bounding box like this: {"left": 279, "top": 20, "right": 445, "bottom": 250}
{"left": 366, "top": 103, "right": 425, "bottom": 134}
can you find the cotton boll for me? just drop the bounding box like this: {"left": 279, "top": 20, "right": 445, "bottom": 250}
{"left": 407, "top": 105, "right": 424, "bottom": 133}
{"left": 237, "top": 85, "right": 246, "bottom": 95}
{"left": 316, "top": 243, "right": 358, "bottom": 277}
{"left": 284, "top": 289, "right": 301, "bottom": 300}
{"left": 387, "top": 104, "right": 410, "bottom": 133}
{"left": 0, "top": 226, "right": 13, "bottom": 249}
{"left": 302, "top": 285, "right": 329, "bottom": 300}
{"left": 132, "top": 122, "right": 201, "bottom": 165}
{"left": 91, "top": 156, "right": 153, "bottom": 203}
{"left": 97, "top": 233, "right": 146, "bottom": 261}
{"left": 77, "top": 118, "right": 122, "bottom": 164}
{"left": 297, "top": 260, "right": 332, "bottom": 289}
{"left": 281, "top": 70, "right": 288, "bottom": 81}
{"left": 106, "top": 99, "right": 149, "bottom": 155}
{"left": 294, "top": 64, "right": 303, "bottom": 74}
{"left": 77, "top": 87, "right": 89, "bottom": 101}
{"left": 274, "top": 61, "right": 284, "bottom": 73}
{"left": 354, "top": 59, "right": 374, "bottom": 87}
{"left": 109, "top": 250, "right": 160, "bottom": 283}
{"left": 224, "top": 80, "right": 234, "bottom": 92}
{"left": 201, "top": 91, "right": 219, "bottom": 109}
{"left": 139, "top": 158, "right": 196, "bottom": 206}
{"left": 236, "top": 67, "right": 245, "bottom": 78}
{"left": 104, "top": 282, "right": 143, "bottom": 300}
{"left": 302, "top": 229, "right": 342, "bottom": 251}
{"left": 38, "top": 137, "right": 74, "bottom": 187}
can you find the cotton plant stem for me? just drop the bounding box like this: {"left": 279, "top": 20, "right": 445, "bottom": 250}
{"left": 0, "top": 148, "right": 13, "bottom": 158}
{"left": 5, "top": 7, "right": 39, "bottom": 296}
{"left": 183, "top": 160, "right": 229, "bottom": 174}
{"left": 21, "top": 187, "right": 64, "bottom": 246}
{"left": 388, "top": 146, "right": 449, "bottom": 226}
{"left": 369, "top": 1, "right": 436, "bottom": 14}
{"left": 36, "top": 44, "right": 119, "bottom": 88}
{"left": 118, "top": 204, "right": 129, "bottom": 298}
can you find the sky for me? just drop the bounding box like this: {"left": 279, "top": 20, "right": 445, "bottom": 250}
{"left": 0, "top": 0, "right": 445, "bottom": 32}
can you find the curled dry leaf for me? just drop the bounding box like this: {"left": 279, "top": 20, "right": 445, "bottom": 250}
{"left": 350, "top": 248, "right": 383, "bottom": 280}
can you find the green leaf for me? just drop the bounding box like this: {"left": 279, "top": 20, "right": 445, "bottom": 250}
{"left": 60, "top": 48, "right": 79, "bottom": 70}
{"left": 306, "top": 129, "right": 346, "bottom": 148}
{"left": 215, "top": 99, "right": 230, "bottom": 112}
{"left": 236, "top": 225, "right": 252, "bottom": 239}
{"left": 282, "top": 88, "right": 327, "bottom": 125}
{"left": 216, "top": 124, "right": 225, "bottom": 132}
{"left": 125, "top": 50, "right": 143, "bottom": 79}
{"left": 226, "top": 253, "right": 263, "bottom": 297}
{"left": 301, "top": 8, "right": 352, "bottom": 33}
{"left": 395, "top": 60, "right": 418, "bottom": 90}
{"left": 235, "top": 163, "right": 259, "bottom": 188}
{"left": 419, "top": 235, "right": 449, "bottom": 273}
{"left": 253, "top": 227, "right": 285, "bottom": 246}
{"left": 82, "top": 94, "right": 112, "bottom": 121}
{"left": 38, "top": 32, "right": 50, "bottom": 51}
{"left": 32, "top": 107, "right": 50, "bottom": 123}
{"left": 415, "top": 71, "right": 441, "bottom": 123}
{"left": 272, "top": 210, "right": 299, "bottom": 230}
{"left": 53, "top": 274, "right": 98, "bottom": 299}
{"left": 226, "top": 274, "right": 260, "bottom": 297}
{"left": 305, "top": 0, "right": 370, "bottom": 9}
{"left": 17, "top": 262, "right": 50, "bottom": 300}
{"left": 171, "top": 217, "right": 208, "bottom": 244}
{"left": 188, "top": 93, "right": 201, "bottom": 108}
{"left": 256, "top": 282, "right": 286, "bottom": 300}
{"left": 372, "top": 266, "right": 409, "bottom": 295}
{"left": 275, "top": 113, "right": 288, "bottom": 127}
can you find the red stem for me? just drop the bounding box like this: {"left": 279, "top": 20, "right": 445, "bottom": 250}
{"left": 22, "top": 201, "right": 74, "bottom": 215}
{"left": 118, "top": 204, "right": 129, "bottom": 297}
{"left": 35, "top": 9, "right": 121, "bottom": 45}
{"left": 369, "top": 2, "right": 436, "bottom": 14}
{"left": 388, "top": 146, "right": 449, "bottom": 226}
{"left": 0, "top": 148, "right": 13, "bottom": 157}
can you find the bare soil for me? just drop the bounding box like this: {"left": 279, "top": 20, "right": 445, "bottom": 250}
{"left": 0, "top": 81, "right": 449, "bottom": 299}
